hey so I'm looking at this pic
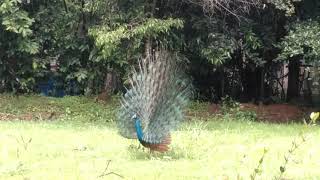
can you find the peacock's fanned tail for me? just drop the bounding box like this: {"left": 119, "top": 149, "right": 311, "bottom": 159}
{"left": 117, "top": 49, "right": 191, "bottom": 152}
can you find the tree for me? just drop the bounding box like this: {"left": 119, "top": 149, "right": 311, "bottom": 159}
{"left": 277, "top": 0, "right": 320, "bottom": 102}
{"left": 0, "top": 0, "right": 39, "bottom": 92}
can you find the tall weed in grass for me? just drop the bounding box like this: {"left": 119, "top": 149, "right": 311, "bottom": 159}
{"left": 249, "top": 117, "right": 316, "bottom": 180}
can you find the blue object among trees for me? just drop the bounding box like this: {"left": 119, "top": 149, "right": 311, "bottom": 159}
{"left": 38, "top": 77, "right": 65, "bottom": 97}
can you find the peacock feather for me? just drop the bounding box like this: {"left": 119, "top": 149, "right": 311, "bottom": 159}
{"left": 117, "top": 49, "right": 191, "bottom": 152}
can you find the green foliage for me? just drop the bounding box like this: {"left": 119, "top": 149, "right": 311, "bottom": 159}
{"left": 267, "top": 0, "right": 302, "bottom": 16}
{"left": 221, "top": 96, "right": 258, "bottom": 121}
{"left": 277, "top": 19, "right": 320, "bottom": 62}
{"left": 186, "top": 16, "right": 236, "bottom": 66}
{"left": 0, "top": 0, "right": 33, "bottom": 35}
{"left": 0, "top": 0, "right": 39, "bottom": 54}
{"left": 32, "top": 2, "right": 93, "bottom": 89}
{"left": 188, "top": 13, "right": 264, "bottom": 68}
{"left": 200, "top": 33, "right": 236, "bottom": 65}
{"left": 0, "top": 0, "right": 318, "bottom": 103}
{"left": 241, "top": 27, "right": 264, "bottom": 66}
{"left": 0, "top": 0, "right": 39, "bottom": 92}
{"left": 221, "top": 95, "right": 240, "bottom": 109}
{"left": 89, "top": 18, "right": 184, "bottom": 60}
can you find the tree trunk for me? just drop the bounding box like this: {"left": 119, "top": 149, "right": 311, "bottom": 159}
{"left": 97, "top": 69, "right": 119, "bottom": 102}
{"left": 287, "top": 57, "right": 301, "bottom": 101}
{"left": 241, "top": 65, "right": 257, "bottom": 102}
{"left": 220, "top": 67, "right": 225, "bottom": 98}
{"left": 258, "top": 67, "right": 265, "bottom": 106}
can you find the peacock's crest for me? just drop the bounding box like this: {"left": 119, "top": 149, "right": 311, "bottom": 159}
{"left": 117, "top": 49, "right": 191, "bottom": 152}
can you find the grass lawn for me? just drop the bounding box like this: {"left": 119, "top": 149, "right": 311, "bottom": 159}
{"left": 0, "top": 95, "right": 320, "bottom": 180}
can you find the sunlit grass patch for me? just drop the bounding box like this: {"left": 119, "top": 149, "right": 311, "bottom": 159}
{"left": 0, "top": 95, "right": 320, "bottom": 179}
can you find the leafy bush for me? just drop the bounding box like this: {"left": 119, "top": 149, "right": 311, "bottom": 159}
{"left": 221, "top": 95, "right": 257, "bottom": 121}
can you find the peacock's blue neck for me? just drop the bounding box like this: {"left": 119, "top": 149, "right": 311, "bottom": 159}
{"left": 134, "top": 118, "right": 144, "bottom": 141}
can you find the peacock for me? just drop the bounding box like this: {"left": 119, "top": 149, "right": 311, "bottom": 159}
{"left": 117, "top": 50, "right": 191, "bottom": 152}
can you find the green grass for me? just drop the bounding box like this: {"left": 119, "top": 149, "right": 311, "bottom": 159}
{"left": 0, "top": 95, "right": 320, "bottom": 180}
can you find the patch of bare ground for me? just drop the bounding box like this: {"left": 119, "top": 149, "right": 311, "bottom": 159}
{"left": 201, "top": 103, "right": 312, "bottom": 123}
{"left": 0, "top": 112, "right": 59, "bottom": 121}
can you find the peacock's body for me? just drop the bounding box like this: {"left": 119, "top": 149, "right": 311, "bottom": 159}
{"left": 117, "top": 50, "right": 191, "bottom": 152}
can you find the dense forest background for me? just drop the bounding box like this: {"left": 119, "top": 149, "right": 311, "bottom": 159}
{"left": 0, "top": 0, "right": 319, "bottom": 106}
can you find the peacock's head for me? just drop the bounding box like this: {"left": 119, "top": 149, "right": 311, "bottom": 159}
{"left": 132, "top": 114, "right": 142, "bottom": 127}
{"left": 132, "top": 114, "right": 143, "bottom": 129}
{"left": 131, "top": 114, "right": 138, "bottom": 121}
